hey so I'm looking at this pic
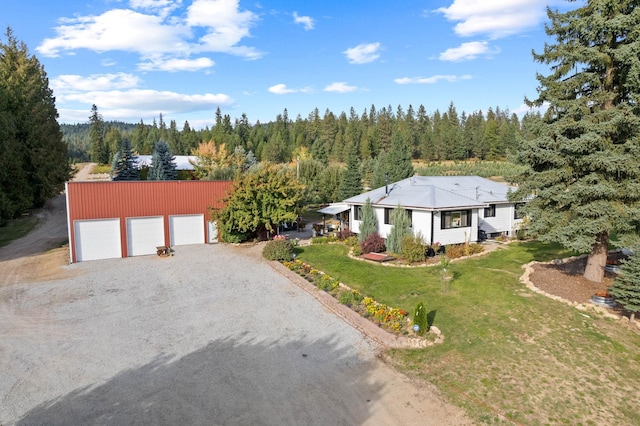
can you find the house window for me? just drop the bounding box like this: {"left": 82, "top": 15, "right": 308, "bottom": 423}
{"left": 354, "top": 206, "right": 362, "bottom": 221}
{"left": 514, "top": 203, "right": 525, "bottom": 219}
{"left": 384, "top": 208, "right": 392, "bottom": 225}
{"left": 384, "top": 208, "right": 413, "bottom": 227}
{"left": 484, "top": 204, "right": 496, "bottom": 218}
{"left": 441, "top": 210, "right": 471, "bottom": 229}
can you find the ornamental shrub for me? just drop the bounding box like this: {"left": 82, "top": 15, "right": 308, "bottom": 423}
{"left": 262, "top": 239, "right": 295, "bottom": 261}
{"left": 413, "top": 302, "right": 428, "bottom": 336}
{"left": 339, "top": 290, "right": 355, "bottom": 305}
{"left": 401, "top": 233, "right": 428, "bottom": 263}
{"left": 360, "top": 232, "right": 386, "bottom": 254}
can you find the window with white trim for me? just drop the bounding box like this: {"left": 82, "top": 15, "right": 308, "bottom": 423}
{"left": 441, "top": 210, "right": 471, "bottom": 229}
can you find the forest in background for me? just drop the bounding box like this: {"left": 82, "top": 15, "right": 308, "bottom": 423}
{"left": 63, "top": 103, "right": 534, "bottom": 166}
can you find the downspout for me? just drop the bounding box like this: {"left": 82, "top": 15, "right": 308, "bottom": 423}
{"left": 431, "top": 211, "right": 435, "bottom": 245}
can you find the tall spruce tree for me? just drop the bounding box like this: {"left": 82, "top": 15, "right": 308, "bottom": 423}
{"left": 148, "top": 140, "right": 177, "bottom": 180}
{"left": 0, "top": 28, "right": 71, "bottom": 218}
{"left": 358, "top": 198, "right": 378, "bottom": 243}
{"left": 89, "top": 104, "right": 108, "bottom": 164}
{"left": 111, "top": 138, "right": 140, "bottom": 181}
{"left": 509, "top": 1, "right": 640, "bottom": 283}
{"left": 338, "top": 142, "right": 363, "bottom": 200}
{"left": 609, "top": 251, "right": 640, "bottom": 322}
{"left": 386, "top": 205, "right": 412, "bottom": 254}
{"left": 386, "top": 132, "right": 414, "bottom": 183}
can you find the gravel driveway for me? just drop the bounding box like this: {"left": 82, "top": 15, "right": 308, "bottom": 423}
{"left": 0, "top": 169, "right": 469, "bottom": 425}
{"left": 0, "top": 243, "right": 468, "bottom": 425}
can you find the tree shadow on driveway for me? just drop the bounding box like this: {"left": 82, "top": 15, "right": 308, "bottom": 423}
{"left": 17, "top": 336, "right": 382, "bottom": 425}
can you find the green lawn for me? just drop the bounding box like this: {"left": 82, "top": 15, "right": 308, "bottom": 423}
{"left": 0, "top": 216, "right": 38, "bottom": 248}
{"left": 296, "top": 242, "right": 640, "bottom": 425}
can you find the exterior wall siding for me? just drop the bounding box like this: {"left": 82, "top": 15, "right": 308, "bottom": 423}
{"left": 432, "top": 209, "right": 479, "bottom": 246}
{"left": 66, "top": 180, "right": 232, "bottom": 262}
{"left": 479, "top": 204, "right": 523, "bottom": 237}
{"left": 410, "top": 210, "right": 432, "bottom": 243}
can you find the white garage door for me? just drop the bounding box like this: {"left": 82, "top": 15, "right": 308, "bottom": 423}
{"left": 170, "top": 214, "right": 205, "bottom": 246}
{"left": 74, "top": 218, "right": 122, "bottom": 262}
{"left": 127, "top": 216, "right": 165, "bottom": 256}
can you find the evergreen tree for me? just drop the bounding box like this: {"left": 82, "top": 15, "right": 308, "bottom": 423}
{"left": 88, "top": 104, "right": 108, "bottom": 164}
{"left": 610, "top": 251, "right": 640, "bottom": 322}
{"left": 509, "top": 0, "right": 640, "bottom": 283}
{"left": 0, "top": 28, "right": 71, "bottom": 217}
{"left": 386, "top": 205, "right": 412, "bottom": 254}
{"left": 358, "top": 198, "right": 378, "bottom": 243}
{"left": 338, "top": 143, "right": 362, "bottom": 200}
{"left": 386, "top": 131, "right": 414, "bottom": 183}
{"left": 148, "top": 140, "right": 177, "bottom": 180}
{"left": 111, "top": 138, "right": 140, "bottom": 181}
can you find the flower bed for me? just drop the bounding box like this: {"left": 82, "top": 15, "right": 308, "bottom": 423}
{"left": 282, "top": 259, "right": 412, "bottom": 334}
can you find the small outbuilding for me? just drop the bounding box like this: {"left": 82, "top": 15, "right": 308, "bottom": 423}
{"left": 65, "top": 180, "right": 232, "bottom": 263}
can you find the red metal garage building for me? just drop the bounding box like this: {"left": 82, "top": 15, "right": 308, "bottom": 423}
{"left": 65, "top": 180, "right": 233, "bottom": 263}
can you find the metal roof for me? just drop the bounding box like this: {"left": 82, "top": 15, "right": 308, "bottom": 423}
{"left": 134, "top": 155, "right": 198, "bottom": 171}
{"left": 317, "top": 203, "right": 350, "bottom": 215}
{"left": 343, "top": 176, "right": 514, "bottom": 210}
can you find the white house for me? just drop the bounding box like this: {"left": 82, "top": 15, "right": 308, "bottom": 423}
{"left": 343, "top": 176, "right": 525, "bottom": 246}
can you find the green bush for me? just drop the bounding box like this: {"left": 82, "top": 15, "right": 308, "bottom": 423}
{"left": 339, "top": 290, "right": 355, "bottom": 305}
{"left": 401, "top": 234, "right": 428, "bottom": 263}
{"left": 413, "top": 302, "right": 428, "bottom": 336}
{"left": 262, "top": 239, "right": 295, "bottom": 260}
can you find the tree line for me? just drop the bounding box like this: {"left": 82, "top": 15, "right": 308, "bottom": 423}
{"left": 68, "top": 102, "right": 530, "bottom": 166}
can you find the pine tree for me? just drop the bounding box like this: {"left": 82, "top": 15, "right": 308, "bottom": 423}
{"left": 338, "top": 143, "right": 362, "bottom": 200}
{"left": 89, "top": 104, "right": 108, "bottom": 164}
{"left": 386, "top": 131, "right": 414, "bottom": 182}
{"left": 111, "top": 138, "right": 140, "bottom": 181}
{"left": 610, "top": 251, "right": 640, "bottom": 322}
{"left": 148, "top": 140, "right": 177, "bottom": 180}
{"left": 386, "top": 205, "right": 412, "bottom": 254}
{"left": 509, "top": 0, "right": 640, "bottom": 283}
{"left": 358, "top": 198, "right": 378, "bottom": 243}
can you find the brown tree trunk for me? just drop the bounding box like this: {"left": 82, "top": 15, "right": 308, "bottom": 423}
{"left": 583, "top": 231, "right": 609, "bottom": 283}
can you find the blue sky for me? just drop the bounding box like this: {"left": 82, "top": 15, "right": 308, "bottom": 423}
{"left": 2, "top": 0, "right": 573, "bottom": 129}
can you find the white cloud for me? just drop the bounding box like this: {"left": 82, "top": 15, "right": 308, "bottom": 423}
{"left": 436, "top": 0, "right": 547, "bottom": 38}
{"left": 394, "top": 75, "right": 472, "bottom": 84}
{"left": 324, "top": 82, "right": 357, "bottom": 93}
{"left": 343, "top": 42, "right": 381, "bottom": 64}
{"left": 293, "top": 11, "right": 314, "bottom": 30}
{"left": 64, "top": 89, "right": 232, "bottom": 109}
{"left": 138, "top": 56, "right": 215, "bottom": 71}
{"left": 36, "top": 0, "right": 262, "bottom": 60}
{"left": 186, "top": 0, "right": 262, "bottom": 59}
{"left": 439, "top": 41, "right": 500, "bottom": 62}
{"left": 129, "top": 0, "right": 180, "bottom": 18}
{"left": 51, "top": 73, "right": 141, "bottom": 93}
{"left": 268, "top": 83, "right": 313, "bottom": 94}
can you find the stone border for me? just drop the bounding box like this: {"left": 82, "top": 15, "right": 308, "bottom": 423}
{"left": 270, "top": 260, "right": 444, "bottom": 349}
{"left": 520, "top": 257, "right": 640, "bottom": 330}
